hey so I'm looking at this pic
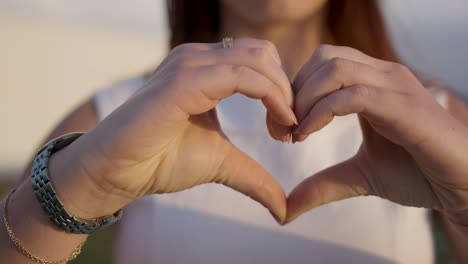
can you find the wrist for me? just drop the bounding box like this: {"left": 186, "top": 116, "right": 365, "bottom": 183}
{"left": 49, "top": 134, "right": 128, "bottom": 220}
{"left": 445, "top": 210, "right": 468, "bottom": 228}
{"left": 5, "top": 180, "right": 87, "bottom": 261}
{"left": 443, "top": 212, "right": 468, "bottom": 249}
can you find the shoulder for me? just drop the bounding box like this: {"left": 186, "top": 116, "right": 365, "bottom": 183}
{"left": 46, "top": 77, "right": 147, "bottom": 141}
{"left": 17, "top": 78, "right": 146, "bottom": 183}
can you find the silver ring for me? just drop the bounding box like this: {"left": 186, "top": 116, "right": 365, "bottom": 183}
{"left": 222, "top": 37, "right": 233, "bottom": 48}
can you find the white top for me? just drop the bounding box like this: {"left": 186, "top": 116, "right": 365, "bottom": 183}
{"left": 94, "top": 78, "right": 437, "bottom": 264}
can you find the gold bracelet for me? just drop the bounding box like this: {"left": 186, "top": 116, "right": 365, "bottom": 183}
{"left": 2, "top": 190, "right": 84, "bottom": 264}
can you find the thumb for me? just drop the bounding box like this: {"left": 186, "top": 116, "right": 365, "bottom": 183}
{"left": 285, "top": 158, "right": 372, "bottom": 224}
{"left": 217, "top": 145, "right": 287, "bottom": 224}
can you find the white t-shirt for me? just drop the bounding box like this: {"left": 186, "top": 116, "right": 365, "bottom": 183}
{"left": 94, "top": 78, "right": 436, "bottom": 264}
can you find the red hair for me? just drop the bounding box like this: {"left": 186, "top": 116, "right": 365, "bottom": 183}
{"left": 166, "top": 0, "right": 399, "bottom": 62}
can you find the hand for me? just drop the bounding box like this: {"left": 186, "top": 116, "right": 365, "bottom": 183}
{"left": 286, "top": 45, "right": 468, "bottom": 225}
{"left": 54, "top": 38, "right": 297, "bottom": 223}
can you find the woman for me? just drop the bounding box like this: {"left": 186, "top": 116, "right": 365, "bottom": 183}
{"left": 2, "top": 0, "right": 468, "bottom": 263}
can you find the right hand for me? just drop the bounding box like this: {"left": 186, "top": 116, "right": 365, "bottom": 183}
{"left": 55, "top": 38, "right": 296, "bottom": 223}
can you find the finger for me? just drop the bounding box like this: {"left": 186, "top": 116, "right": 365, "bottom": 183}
{"left": 225, "top": 38, "right": 295, "bottom": 141}
{"left": 184, "top": 44, "right": 292, "bottom": 106}
{"left": 163, "top": 39, "right": 283, "bottom": 77}
{"left": 156, "top": 43, "right": 214, "bottom": 72}
{"left": 170, "top": 38, "right": 288, "bottom": 96}
{"left": 168, "top": 38, "right": 283, "bottom": 64}
{"left": 285, "top": 158, "right": 371, "bottom": 224}
{"left": 217, "top": 144, "right": 287, "bottom": 223}
{"left": 294, "top": 58, "right": 389, "bottom": 123}
{"left": 227, "top": 38, "right": 283, "bottom": 65}
{"left": 293, "top": 85, "right": 386, "bottom": 142}
{"left": 293, "top": 44, "right": 395, "bottom": 93}
{"left": 210, "top": 38, "right": 293, "bottom": 142}
{"left": 266, "top": 112, "right": 293, "bottom": 143}
{"left": 169, "top": 39, "right": 295, "bottom": 141}
{"left": 177, "top": 64, "right": 297, "bottom": 127}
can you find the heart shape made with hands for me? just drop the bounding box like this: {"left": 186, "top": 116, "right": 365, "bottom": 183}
{"left": 254, "top": 44, "right": 468, "bottom": 226}
{"left": 94, "top": 40, "right": 467, "bottom": 228}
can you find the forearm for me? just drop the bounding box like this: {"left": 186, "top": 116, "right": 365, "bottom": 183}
{"left": 442, "top": 215, "right": 468, "bottom": 262}
{"left": 0, "top": 136, "right": 124, "bottom": 263}
{"left": 441, "top": 89, "right": 468, "bottom": 261}
{"left": 0, "top": 179, "right": 88, "bottom": 263}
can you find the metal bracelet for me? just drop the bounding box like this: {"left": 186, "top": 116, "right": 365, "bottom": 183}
{"left": 31, "top": 133, "right": 122, "bottom": 234}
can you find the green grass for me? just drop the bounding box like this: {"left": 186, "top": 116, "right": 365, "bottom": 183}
{"left": 70, "top": 227, "right": 113, "bottom": 264}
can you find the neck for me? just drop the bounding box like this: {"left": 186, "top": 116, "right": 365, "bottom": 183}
{"left": 220, "top": 7, "right": 332, "bottom": 79}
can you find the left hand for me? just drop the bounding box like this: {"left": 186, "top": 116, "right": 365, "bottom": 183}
{"left": 286, "top": 45, "right": 468, "bottom": 225}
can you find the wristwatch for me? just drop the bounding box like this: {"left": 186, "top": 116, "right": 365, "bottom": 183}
{"left": 31, "top": 132, "right": 123, "bottom": 234}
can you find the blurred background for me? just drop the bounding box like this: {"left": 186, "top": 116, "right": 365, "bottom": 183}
{"left": 1, "top": 0, "right": 467, "bottom": 263}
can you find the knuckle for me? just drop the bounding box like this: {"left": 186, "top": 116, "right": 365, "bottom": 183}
{"left": 315, "top": 44, "right": 337, "bottom": 60}
{"left": 390, "top": 63, "right": 412, "bottom": 77}
{"left": 172, "top": 64, "right": 186, "bottom": 76}
{"left": 350, "top": 85, "right": 370, "bottom": 99}
{"left": 171, "top": 43, "right": 189, "bottom": 54}
{"left": 316, "top": 44, "right": 332, "bottom": 55}
{"left": 165, "top": 57, "right": 186, "bottom": 75}
{"left": 211, "top": 64, "right": 232, "bottom": 76}
{"left": 174, "top": 53, "right": 196, "bottom": 67}
{"left": 248, "top": 47, "right": 270, "bottom": 63}
{"left": 344, "top": 85, "right": 372, "bottom": 114}
{"left": 260, "top": 39, "right": 274, "bottom": 48}
{"left": 326, "top": 57, "right": 349, "bottom": 75}
{"left": 172, "top": 43, "right": 197, "bottom": 53}
{"left": 230, "top": 64, "right": 248, "bottom": 77}
{"left": 260, "top": 39, "right": 277, "bottom": 53}
{"left": 340, "top": 45, "right": 360, "bottom": 55}
{"left": 167, "top": 68, "right": 190, "bottom": 89}
{"left": 314, "top": 45, "right": 329, "bottom": 61}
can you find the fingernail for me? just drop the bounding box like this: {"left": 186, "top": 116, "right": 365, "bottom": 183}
{"left": 293, "top": 123, "right": 303, "bottom": 134}
{"left": 288, "top": 108, "right": 298, "bottom": 125}
{"left": 268, "top": 209, "right": 283, "bottom": 225}
{"left": 283, "top": 214, "right": 298, "bottom": 225}
{"left": 292, "top": 133, "right": 308, "bottom": 143}
{"left": 291, "top": 134, "right": 297, "bottom": 144}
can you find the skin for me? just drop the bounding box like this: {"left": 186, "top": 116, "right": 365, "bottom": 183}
{"left": 66, "top": 39, "right": 297, "bottom": 220}
{"left": 221, "top": 0, "right": 331, "bottom": 79}
{"left": 1, "top": 38, "right": 298, "bottom": 263}
{"left": 2, "top": 0, "right": 468, "bottom": 263}
{"left": 287, "top": 45, "right": 468, "bottom": 224}
{"left": 221, "top": 0, "right": 328, "bottom": 25}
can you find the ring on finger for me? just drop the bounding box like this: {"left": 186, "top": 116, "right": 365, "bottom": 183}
{"left": 222, "top": 37, "right": 234, "bottom": 49}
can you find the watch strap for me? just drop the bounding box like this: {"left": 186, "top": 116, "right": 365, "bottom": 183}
{"left": 31, "top": 133, "right": 122, "bottom": 234}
